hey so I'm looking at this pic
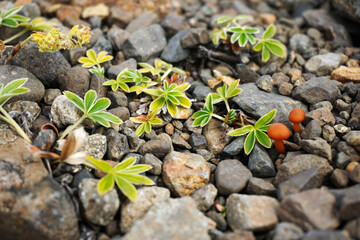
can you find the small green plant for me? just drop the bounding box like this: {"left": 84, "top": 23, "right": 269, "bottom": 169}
{"left": 211, "top": 80, "right": 242, "bottom": 112}
{"left": 61, "top": 90, "right": 122, "bottom": 140}
{"left": 143, "top": 81, "right": 191, "bottom": 117}
{"left": 79, "top": 49, "right": 113, "bottom": 77}
{"left": 139, "top": 59, "right": 186, "bottom": 82}
{"left": 85, "top": 156, "right": 154, "bottom": 201}
{"left": 103, "top": 68, "right": 133, "bottom": 92}
{"left": 0, "top": 6, "right": 28, "bottom": 28}
{"left": 229, "top": 109, "right": 276, "bottom": 154}
{"left": 130, "top": 110, "right": 163, "bottom": 136}
{"left": 210, "top": 15, "right": 286, "bottom": 62}
{"left": 0, "top": 78, "right": 31, "bottom": 143}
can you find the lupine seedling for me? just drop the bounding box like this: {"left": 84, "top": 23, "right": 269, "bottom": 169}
{"left": 139, "top": 59, "right": 186, "bottom": 82}
{"left": 61, "top": 90, "right": 122, "bottom": 139}
{"left": 130, "top": 110, "right": 163, "bottom": 136}
{"left": 103, "top": 68, "right": 134, "bottom": 92}
{"left": 85, "top": 156, "right": 154, "bottom": 201}
{"left": 210, "top": 15, "right": 286, "bottom": 62}
{"left": 211, "top": 80, "right": 242, "bottom": 112}
{"left": 79, "top": 49, "right": 113, "bottom": 77}
{"left": 0, "top": 78, "right": 31, "bottom": 143}
{"left": 229, "top": 109, "right": 276, "bottom": 154}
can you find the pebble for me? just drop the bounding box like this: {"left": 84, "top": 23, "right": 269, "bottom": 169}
{"left": 139, "top": 133, "right": 173, "bottom": 158}
{"left": 70, "top": 169, "right": 93, "bottom": 188}
{"left": 302, "top": 230, "right": 350, "bottom": 240}
{"left": 107, "top": 27, "right": 130, "bottom": 51}
{"left": 236, "top": 64, "right": 260, "bottom": 83}
{"left": 301, "top": 120, "right": 322, "bottom": 139}
{"left": 300, "top": 137, "right": 332, "bottom": 160}
{"left": 141, "top": 154, "right": 162, "bottom": 175}
{"left": 248, "top": 144, "right": 276, "bottom": 177}
{"left": 272, "top": 72, "right": 290, "bottom": 86}
{"left": 108, "top": 107, "right": 130, "bottom": 121}
{"left": 107, "top": 91, "right": 128, "bottom": 107}
{"left": 193, "top": 85, "right": 211, "bottom": 101}
{"left": 215, "top": 159, "right": 252, "bottom": 195}
{"left": 344, "top": 217, "right": 360, "bottom": 239}
{"left": 162, "top": 151, "right": 210, "bottom": 196}
{"left": 58, "top": 67, "right": 90, "bottom": 98}
{"left": 289, "top": 34, "right": 312, "bottom": 54}
{"left": 81, "top": 134, "right": 107, "bottom": 159}
{"left": 108, "top": 6, "right": 132, "bottom": 28}
{"left": 305, "top": 53, "right": 342, "bottom": 76}
{"left": 203, "top": 119, "right": 230, "bottom": 155}
{"left": 125, "top": 11, "right": 160, "bottom": 33}
{"left": 161, "top": 13, "right": 189, "bottom": 37}
{"left": 107, "top": 58, "right": 137, "bottom": 79}
{"left": 322, "top": 125, "right": 336, "bottom": 142}
{"left": 79, "top": 178, "right": 120, "bottom": 226}
{"left": 343, "top": 131, "right": 360, "bottom": 151}
{"left": 278, "top": 82, "right": 293, "bottom": 96}
{"left": 335, "top": 152, "right": 351, "bottom": 169}
{"left": 270, "top": 222, "right": 304, "bottom": 240}
{"left": 330, "top": 169, "right": 349, "bottom": 188}
{"left": 226, "top": 194, "right": 279, "bottom": 231}
{"left": 223, "top": 136, "right": 245, "bottom": 156}
{"left": 246, "top": 177, "right": 277, "bottom": 197}
{"left": 106, "top": 129, "right": 129, "bottom": 161}
{"left": 171, "top": 133, "right": 191, "bottom": 149}
{"left": 189, "top": 132, "right": 208, "bottom": 149}
{"left": 82, "top": 3, "right": 109, "bottom": 19}
{"left": 89, "top": 74, "right": 107, "bottom": 98}
{"left": 181, "top": 28, "right": 209, "bottom": 48}
{"left": 255, "top": 75, "right": 273, "bottom": 92}
{"left": 191, "top": 183, "right": 218, "bottom": 211}
{"left": 306, "top": 107, "right": 336, "bottom": 126}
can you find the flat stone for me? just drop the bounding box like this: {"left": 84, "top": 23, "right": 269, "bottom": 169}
{"left": 332, "top": 66, "right": 360, "bottom": 83}
{"left": 236, "top": 64, "right": 260, "bottom": 83}
{"left": 203, "top": 119, "right": 230, "bottom": 155}
{"left": 223, "top": 136, "right": 245, "bottom": 156}
{"left": 306, "top": 107, "right": 336, "bottom": 126}
{"left": 246, "top": 177, "right": 276, "bottom": 197}
{"left": 300, "top": 137, "right": 332, "bottom": 160}
{"left": 305, "top": 53, "right": 342, "bottom": 76}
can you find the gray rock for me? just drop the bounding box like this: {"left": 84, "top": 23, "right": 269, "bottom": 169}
{"left": 125, "top": 12, "right": 159, "bottom": 33}
{"left": 107, "top": 27, "right": 130, "bottom": 51}
{"left": 232, "top": 1, "right": 256, "bottom": 14}
{"left": 189, "top": 132, "right": 207, "bottom": 149}
{"left": 331, "top": 0, "right": 360, "bottom": 23}
{"left": 44, "top": 89, "right": 62, "bottom": 105}
{"left": 305, "top": 53, "right": 342, "bottom": 76}
{"left": 79, "top": 178, "right": 120, "bottom": 226}
{"left": 120, "top": 187, "right": 170, "bottom": 233}
{"left": 181, "top": 28, "right": 209, "bottom": 48}
{"left": 290, "top": 34, "right": 312, "bottom": 54}
{"left": 292, "top": 77, "right": 340, "bottom": 104}
{"left": 248, "top": 144, "right": 276, "bottom": 177}
{"left": 67, "top": 46, "right": 87, "bottom": 66}
{"left": 92, "top": 36, "right": 113, "bottom": 54}
{"left": 215, "top": 160, "right": 252, "bottom": 196}
{"left": 191, "top": 183, "right": 218, "bottom": 211}
{"left": 303, "top": 230, "right": 350, "bottom": 240}
{"left": 330, "top": 169, "right": 349, "bottom": 188}
{"left": 123, "top": 127, "right": 141, "bottom": 151}
{"left": 161, "top": 30, "right": 190, "bottom": 63}
{"left": 161, "top": 13, "right": 189, "bottom": 37}
{"left": 58, "top": 66, "right": 90, "bottom": 98}
{"left": 70, "top": 169, "right": 93, "bottom": 188}
{"left": 343, "top": 131, "right": 360, "bottom": 151}
{"left": 301, "top": 120, "right": 322, "bottom": 139}
{"left": 10, "top": 42, "right": 71, "bottom": 88}
{"left": 106, "top": 129, "right": 129, "bottom": 161}
{"left": 255, "top": 75, "right": 273, "bottom": 92}
{"left": 335, "top": 152, "right": 351, "bottom": 169}
{"left": 120, "top": 197, "right": 216, "bottom": 240}
{"left": 223, "top": 136, "right": 245, "bottom": 156}
{"left": 89, "top": 74, "right": 107, "bottom": 98}
{"left": 107, "top": 58, "right": 137, "bottom": 79}
{"left": 206, "top": 211, "right": 227, "bottom": 231}
{"left": 0, "top": 121, "right": 19, "bottom": 145}
{"left": 344, "top": 216, "right": 360, "bottom": 239}
{"left": 81, "top": 134, "right": 107, "bottom": 159}
{"left": 277, "top": 189, "right": 339, "bottom": 231}
{"left": 0, "top": 65, "right": 45, "bottom": 103}
{"left": 171, "top": 133, "right": 191, "bottom": 149}
{"left": 123, "top": 24, "right": 167, "bottom": 61}
{"left": 204, "top": 119, "right": 230, "bottom": 155}
{"left": 107, "top": 91, "right": 128, "bottom": 107}
{"left": 108, "top": 107, "right": 130, "bottom": 121}
{"left": 226, "top": 194, "right": 279, "bottom": 231}
{"left": 236, "top": 64, "right": 260, "bottom": 83}
{"left": 300, "top": 137, "right": 332, "bottom": 160}
{"left": 141, "top": 154, "right": 162, "bottom": 175}
{"left": 233, "top": 83, "right": 307, "bottom": 128}
{"left": 193, "top": 85, "right": 211, "bottom": 101}
{"left": 271, "top": 222, "right": 304, "bottom": 240}
{"left": 108, "top": 6, "right": 132, "bottom": 29}
{"left": 246, "top": 177, "right": 276, "bottom": 197}
{"left": 337, "top": 141, "right": 360, "bottom": 162}
{"left": 306, "top": 107, "right": 336, "bottom": 126}
{"left": 139, "top": 133, "right": 173, "bottom": 158}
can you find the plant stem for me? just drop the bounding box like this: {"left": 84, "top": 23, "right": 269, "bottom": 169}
{"left": 161, "top": 69, "right": 172, "bottom": 81}
{"left": 224, "top": 100, "right": 231, "bottom": 112}
{"left": 212, "top": 113, "right": 225, "bottom": 122}
{"left": 0, "top": 106, "right": 32, "bottom": 143}
{"left": 3, "top": 29, "right": 29, "bottom": 44}
{"left": 59, "top": 115, "right": 86, "bottom": 140}
{"left": 5, "top": 36, "right": 32, "bottom": 65}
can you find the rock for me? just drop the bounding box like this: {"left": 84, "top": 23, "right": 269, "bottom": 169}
{"left": 246, "top": 177, "right": 276, "bottom": 197}
{"left": 191, "top": 184, "right": 218, "bottom": 211}
{"left": 331, "top": 0, "right": 360, "bottom": 23}
{"left": 70, "top": 169, "right": 93, "bottom": 188}
{"left": 58, "top": 66, "right": 90, "bottom": 98}
{"left": 335, "top": 152, "right": 351, "bottom": 169}
{"left": 215, "top": 160, "right": 252, "bottom": 196}
{"left": 108, "top": 6, "right": 132, "bottom": 28}
{"left": 92, "top": 36, "right": 112, "bottom": 54}
{"left": 204, "top": 119, "right": 230, "bottom": 155}
{"left": 107, "top": 58, "right": 137, "bottom": 79}
{"left": 236, "top": 64, "right": 260, "bottom": 83}
{"left": 141, "top": 154, "right": 162, "bottom": 175}
{"left": 161, "top": 30, "right": 190, "bottom": 63}
{"left": 107, "top": 27, "right": 130, "bottom": 51}
{"left": 108, "top": 107, "right": 130, "bottom": 121}
{"left": 120, "top": 197, "right": 216, "bottom": 240}
{"left": 181, "top": 28, "right": 209, "bottom": 48}
{"left": 330, "top": 168, "right": 349, "bottom": 188}
{"left": 339, "top": 190, "right": 360, "bottom": 221}
{"left": 300, "top": 137, "right": 332, "bottom": 160}
{"left": 306, "top": 107, "right": 336, "bottom": 126}
{"left": 51, "top": 95, "right": 84, "bottom": 128}
{"left": 350, "top": 164, "right": 360, "bottom": 183}
{"left": 125, "top": 12, "right": 159, "bottom": 33}
{"left": 344, "top": 217, "right": 360, "bottom": 239}
{"left": 173, "top": 107, "right": 193, "bottom": 120}
{"left": 301, "top": 120, "right": 322, "bottom": 139}
{"left": 277, "top": 167, "right": 318, "bottom": 200}
{"left": 277, "top": 189, "right": 339, "bottom": 231}
{"left": 206, "top": 211, "right": 227, "bottom": 231}
{"left": 343, "top": 131, "right": 360, "bottom": 151}
{"left": 223, "top": 136, "right": 245, "bottom": 156}
{"left": 248, "top": 144, "right": 276, "bottom": 177}
{"left": 162, "top": 151, "right": 210, "bottom": 196}
{"left": 82, "top": 3, "right": 109, "bottom": 19}
{"left": 161, "top": 13, "right": 189, "bottom": 37}
{"left": 171, "top": 133, "right": 191, "bottom": 149}
{"left": 106, "top": 129, "right": 129, "bottom": 161}
{"left": 270, "top": 222, "right": 304, "bottom": 240}
{"left": 302, "top": 230, "right": 350, "bottom": 240}
{"left": 139, "top": 133, "right": 173, "bottom": 158}
{"left": 226, "top": 194, "right": 279, "bottom": 231}
{"left": 89, "top": 74, "right": 107, "bottom": 98}
{"left": 189, "top": 132, "right": 207, "bottom": 149}
{"left": 292, "top": 77, "right": 340, "bottom": 104}
{"left": 81, "top": 134, "right": 107, "bottom": 159}
{"left": 4, "top": 101, "right": 40, "bottom": 129}
{"left": 255, "top": 75, "right": 273, "bottom": 92}
{"left": 120, "top": 187, "right": 170, "bottom": 233}
{"left": 10, "top": 42, "right": 71, "bottom": 88}
{"left": 107, "top": 91, "right": 128, "bottom": 107}
{"left": 289, "top": 34, "right": 312, "bottom": 54}
{"left": 275, "top": 154, "right": 333, "bottom": 185}
{"left": 303, "top": 9, "right": 352, "bottom": 46}
{"left": 305, "top": 53, "right": 342, "bottom": 76}
{"left": 219, "top": 230, "right": 255, "bottom": 240}
{"left": 193, "top": 85, "right": 211, "bottom": 101}
{"left": 122, "top": 24, "right": 166, "bottom": 61}
{"left": 79, "top": 178, "right": 120, "bottom": 226}
{"left": 0, "top": 138, "right": 79, "bottom": 240}
{"left": 44, "top": 89, "right": 62, "bottom": 105}
{"left": 0, "top": 65, "right": 45, "bottom": 103}
{"left": 233, "top": 83, "right": 306, "bottom": 128}
{"left": 56, "top": 5, "right": 82, "bottom": 22}
{"left": 331, "top": 66, "right": 360, "bottom": 83}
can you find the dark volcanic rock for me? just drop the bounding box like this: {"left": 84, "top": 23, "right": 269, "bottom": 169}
{"left": 58, "top": 66, "right": 90, "bottom": 98}
{"left": 161, "top": 30, "right": 190, "bottom": 63}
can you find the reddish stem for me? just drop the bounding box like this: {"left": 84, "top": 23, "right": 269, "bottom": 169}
{"left": 274, "top": 140, "right": 286, "bottom": 154}
{"left": 293, "top": 123, "right": 301, "bottom": 134}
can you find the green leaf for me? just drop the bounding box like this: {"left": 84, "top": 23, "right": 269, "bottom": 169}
{"left": 262, "top": 46, "right": 270, "bottom": 62}
{"left": 119, "top": 173, "right": 154, "bottom": 185}
{"left": 177, "top": 95, "right": 191, "bottom": 108}
{"left": 213, "top": 16, "right": 232, "bottom": 24}
{"left": 244, "top": 28, "right": 260, "bottom": 34}
{"left": 64, "top": 91, "right": 85, "bottom": 111}
{"left": 86, "top": 49, "right": 97, "bottom": 62}
{"left": 205, "top": 94, "right": 213, "bottom": 112}
{"left": 229, "top": 125, "right": 253, "bottom": 136}
{"left": 91, "top": 112, "right": 122, "bottom": 124}
{"left": 2, "top": 6, "right": 23, "bottom": 18}
{"left": 239, "top": 33, "right": 247, "bottom": 47}
{"left": 193, "top": 116, "right": 206, "bottom": 127}
{"left": 166, "top": 100, "right": 177, "bottom": 116}
{"left": 1, "top": 78, "right": 27, "bottom": 94}
{"left": 255, "top": 130, "right": 272, "bottom": 148}
{"left": 257, "top": 125, "right": 269, "bottom": 132}
{"left": 84, "top": 90, "right": 97, "bottom": 112}
{"left": 135, "top": 123, "right": 146, "bottom": 136}
{"left": 230, "top": 33, "right": 240, "bottom": 44}
{"left": 253, "top": 42, "right": 263, "bottom": 52}
{"left": 97, "top": 173, "right": 115, "bottom": 195}
{"left": 85, "top": 156, "right": 113, "bottom": 172}
{"left": 88, "top": 98, "right": 111, "bottom": 113}
{"left": 244, "top": 130, "right": 255, "bottom": 154}
{"left": 254, "top": 109, "right": 276, "bottom": 128}
{"left": 144, "top": 122, "right": 151, "bottom": 133}
{"left": 91, "top": 115, "right": 110, "bottom": 127}
{"left": 113, "top": 175, "right": 138, "bottom": 201}
{"left": 113, "top": 157, "right": 136, "bottom": 171}
{"left": 150, "top": 97, "right": 166, "bottom": 111}
{"left": 120, "top": 165, "right": 152, "bottom": 174}
{"left": 143, "top": 89, "right": 163, "bottom": 97}
{"left": 200, "top": 116, "right": 211, "bottom": 127}
{"left": 265, "top": 40, "right": 286, "bottom": 58}
{"left": 173, "top": 83, "right": 190, "bottom": 92}
{"left": 263, "top": 24, "right": 276, "bottom": 39}
{"left": 118, "top": 82, "right": 130, "bottom": 92}
{"left": 149, "top": 118, "right": 162, "bottom": 125}
{"left": 2, "top": 19, "right": 19, "bottom": 28}
{"left": 167, "top": 94, "right": 180, "bottom": 105}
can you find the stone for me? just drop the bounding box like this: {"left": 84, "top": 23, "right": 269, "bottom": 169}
{"left": 108, "top": 107, "right": 130, "bottom": 121}
{"left": 343, "top": 131, "right": 360, "bottom": 151}
{"left": 277, "top": 189, "right": 339, "bottom": 231}
{"left": 106, "top": 129, "right": 129, "bottom": 161}
{"left": 226, "top": 194, "right": 279, "bottom": 231}
{"left": 223, "top": 136, "right": 245, "bottom": 156}
{"left": 193, "top": 85, "right": 211, "bottom": 101}
{"left": 181, "top": 28, "right": 209, "bottom": 48}
{"left": 270, "top": 222, "right": 304, "bottom": 240}
{"left": 125, "top": 12, "right": 159, "bottom": 33}
{"left": 81, "top": 134, "right": 107, "bottom": 159}
{"left": 70, "top": 169, "right": 93, "bottom": 188}
{"left": 44, "top": 89, "right": 62, "bottom": 105}
{"left": 330, "top": 169, "right": 349, "bottom": 188}
{"left": 277, "top": 167, "right": 318, "bottom": 200}
{"left": 306, "top": 107, "right": 336, "bottom": 126}
{"left": 122, "top": 24, "right": 166, "bottom": 61}
{"left": 292, "top": 77, "right": 340, "bottom": 104}
{"left": 219, "top": 230, "right": 255, "bottom": 240}
{"left": 108, "top": 6, "right": 132, "bottom": 28}
{"left": 344, "top": 217, "right": 360, "bottom": 239}
{"left": 141, "top": 154, "right": 162, "bottom": 175}
{"left": 107, "top": 58, "right": 137, "bottom": 79}
{"left": 191, "top": 183, "right": 218, "bottom": 211}
{"left": 82, "top": 3, "right": 109, "bottom": 19}
{"left": 162, "top": 151, "right": 210, "bottom": 196}
{"left": 215, "top": 160, "right": 252, "bottom": 196}
{"left": 301, "top": 120, "right": 322, "bottom": 139}
{"left": 246, "top": 177, "right": 276, "bottom": 197}
{"left": 206, "top": 211, "right": 227, "bottom": 231}
{"left": 322, "top": 125, "right": 336, "bottom": 142}
{"left": 4, "top": 101, "right": 40, "bottom": 130}
{"left": 300, "top": 137, "right": 332, "bottom": 160}
{"left": 171, "top": 133, "right": 191, "bottom": 149}
{"left": 0, "top": 139, "right": 80, "bottom": 240}
{"left": 289, "top": 34, "right": 312, "bottom": 54}
{"left": 56, "top": 5, "right": 82, "bottom": 22}
{"left": 120, "top": 197, "right": 215, "bottom": 240}
{"left": 139, "top": 133, "right": 173, "bottom": 158}
{"left": 92, "top": 36, "right": 113, "bottom": 54}
{"left": 89, "top": 74, "right": 107, "bottom": 98}
{"left": 335, "top": 151, "right": 351, "bottom": 169}
{"left": 10, "top": 42, "right": 71, "bottom": 88}
{"left": 107, "top": 91, "right": 128, "bottom": 107}
{"left": 51, "top": 95, "right": 85, "bottom": 128}
{"left": 233, "top": 83, "right": 306, "bottom": 128}
{"left": 331, "top": 66, "right": 360, "bottom": 83}
{"left": 172, "top": 107, "right": 193, "bottom": 120}
{"left": 189, "top": 132, "right": 207, "bottom": 149}
{"left": 248, "top": 144, "right": 276, "bottom": 177}
{"left": 78, "top": 178, "right": 120, "bottom": 226}
{"left": 0, "top": 65, "right": 45, "bottom": 103}
{"left": 107, "top": 27, "right": 130, "bottom": 51}
{"left": 236, "top": 64, "right": 260, "bottom": 83}
{"left": 58, "top": 66, "right": 90, "bottom": 98}
{"left": 305, "top": 53, "right": 342, "bottom": 76}
{"left": 203, "top": 119, "right": 230, "bottom": 155}
{"left": 161, "top": 30, "right": 190, "bottom": 63}
{"left": 255, "top": 75, "right": 273, "bottom": 92}
{"left": 120, "top": 187, "right": 170, "bottom": 233}
{"left": 275, "top": 154, "right": 333, "bottom": 185}
{"left": 302, "top": 230, "right": 350, "bottom": 240}
{"left": 161, "top": 13, "right": 189, "bottom": 37}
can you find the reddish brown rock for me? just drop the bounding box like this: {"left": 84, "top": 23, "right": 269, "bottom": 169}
{"left": 331, "top": 66, "right": 360, "bottom": 83}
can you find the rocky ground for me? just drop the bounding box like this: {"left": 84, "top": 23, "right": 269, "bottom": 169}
{"left": 1, "top": 0, "right": 360, "bottom": 240}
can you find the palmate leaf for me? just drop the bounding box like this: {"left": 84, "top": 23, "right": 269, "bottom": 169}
{"left": 192, "top": 94, "right": 214, "bottom": 127}
{"left": 229, "top": 27, "right": 259, "bottom": 47}
{"left": 79, "top": 49, "right": 113, "bottom": 68}
{"left": 210, "top": 28, "right": 228, "bottom": 45}
{"left": 212, "top": 80, "right": 241, "bottom": 104}
{"left": 254, "top": 109, "right": 276, "bottom": 128}
{"left": 0, "top": 78, "right": 29, "bottom": 106}
{"left": 131, "top": 111, "right": 163, "bottom": 136}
